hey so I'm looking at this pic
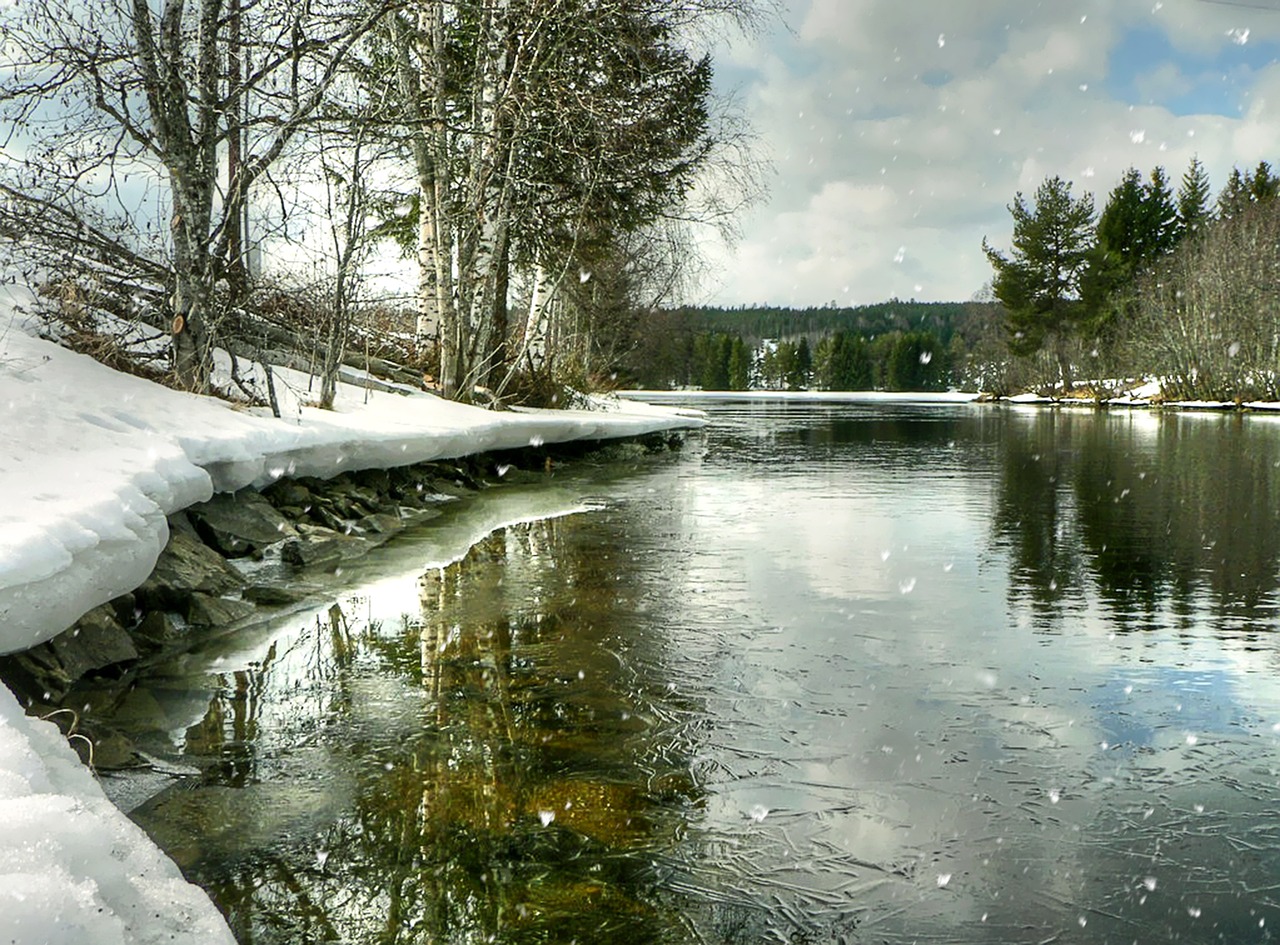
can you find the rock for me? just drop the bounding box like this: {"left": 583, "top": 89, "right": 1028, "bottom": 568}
{"left": 243, "top": 584, "right": 307, "bottom": 606}
{"left": 264, "top": 480, "right": 312, "bottom": 508}
{"left": 388, "top": 466, "right": 426, "bottom": 500}
{"left": 108, "top": 592, "right": 139, "bottom": 626}
{"left": 133, "top": 611, "right": 182, "bottom": 648}
{"left": 82, "top": 730, "right": 140, "bottom": 770}
{"left": 0, "top": 603, "right": 140, "bottom": 704}
{"left": 186, "top": 593, "right": 256, "bottom": 628}
{"left": 135, "top": 526, "right": 246, "bottom": 613}
{"left": 188, "top": 489, "right": 298, "bottom": 557}
{"left": 356, "top": 512, "right": 404, "bottom": 539}
{"left": 0, "top": 644, "right": 72, "bottom": 703}
{"left": 281, "top": 527, "right": 360, "bottom": 571}
{"left": 47, "top": 604, "right": 139, "bottom": 682}
{"left": 307, "top": 501, "right": 352, "bottom": 532}
{"left": 347, "top": 484, "right": 382, "bottom": 512}
{"left": 355, "top": 468, "right": 390, "bottom": 494}
{"left": 322, "top": 473, "right": 358, "bottom": 497}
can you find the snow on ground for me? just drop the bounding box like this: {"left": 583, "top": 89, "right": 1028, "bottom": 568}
{"left": 0, "top": 290, "right": 704, "bottom": 945}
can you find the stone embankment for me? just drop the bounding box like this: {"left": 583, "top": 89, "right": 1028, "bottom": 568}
{"left": 0, "top": 432, "right": 682, "bottom": 753}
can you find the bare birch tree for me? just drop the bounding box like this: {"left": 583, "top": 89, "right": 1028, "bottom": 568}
{"left": 381, "top": 0, "right": 768, "bottom": 402}
{"left": 0, "top": 0, "right": 395, "bottom": 392}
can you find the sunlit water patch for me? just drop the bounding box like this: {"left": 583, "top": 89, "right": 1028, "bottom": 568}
{"left": 111, "top": 403, "right": 1280, "bottom": 943}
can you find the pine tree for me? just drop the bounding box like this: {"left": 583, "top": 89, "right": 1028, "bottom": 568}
{"left": 789, "top": 336, "right": 812, "bottom": 390}
{"left": 983, "top": 175, "right": 1096, "bottom": 385}
{"left": 1141, "top": 166, "right": 1179, "bottom": 258}
{"left": 1176, "top": 155, "right": 1213, "bottom": 239}
{"left": 727, "top": 336, "right": 750, "bottom": 390}
{"left": 1218, "top": 166, "right": 1250, "bottom": 219}
{"left": 1249, "top": 160, "right": 1280, "bottom": 203}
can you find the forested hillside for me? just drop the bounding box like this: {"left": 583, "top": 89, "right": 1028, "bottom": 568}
{"left": 622, "top": 299, "right": 1004, "bottom": 391}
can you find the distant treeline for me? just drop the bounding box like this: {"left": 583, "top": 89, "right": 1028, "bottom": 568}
{"left": 666, "top": 300, "right": 986, "bottom": 345}
{"left": 623, "top": 300, "right": 1002, "bottom": 390}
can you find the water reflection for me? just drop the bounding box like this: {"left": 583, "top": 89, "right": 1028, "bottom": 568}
{"left": 995, "top": 408, "right": 1280, "bottom": 634}
{"left": 134, "top": 521, "right": 706, "bottom": 944}
{"left": 118, "top": 403, "right": 1280, "bottom": 944}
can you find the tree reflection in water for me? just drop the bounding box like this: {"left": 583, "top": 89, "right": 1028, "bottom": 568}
{"left": 994, "top": 409, "right": 1280, "bottom": 637}
{"left": 132, "top": 519, "right": 707, "bottom": 944}
{"left": 123, "top": 403, "right": 1280, "bottom": 945}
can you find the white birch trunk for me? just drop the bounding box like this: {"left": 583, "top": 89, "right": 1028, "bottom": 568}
{"left": 522, "top": 263, "right": 556, "bottom": 374}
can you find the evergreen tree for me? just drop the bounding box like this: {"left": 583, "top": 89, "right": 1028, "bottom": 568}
{"left": 773, "top": 341, "right": 798, "bottom": 390}
{"left": 846, "top": 335, "right": 874, "bottom": 390}
{"left": 1219, "top": 166, "right": 1251, "bottom": 219}
{"left": 1249, "top": 160, "right": 1280, "bottom": 203}
{"left": 727, "top": 336, "right": 750, "bottom": 390}
{"left": 1141, "top": 166, "right": 1179, "bottom": 258}
{"left": 813, "top": 335, "right": 836, "bottom": 388}
{"left": 884, "top": 331, "right": 948, "bottom": 391}
{"left": 789, "top": 336, "right": 812, "bottom": 389}
{"left": 1176, "top": 155, "right": 1213, "bottom": 239}
{"left": 1082, "top": 166, "right": 1177, "bottom": 339}
{"left": 706, "top": 334, "right": 733, "bottom": 390}
{"left": 1096, "top": 168, "right": 1146, "bottom": 258}
{"left": 983, "top": 175, "right": 1096, "bottom": 385}
{"left": 815, "top": 332, "right": 871, "bottom": 390}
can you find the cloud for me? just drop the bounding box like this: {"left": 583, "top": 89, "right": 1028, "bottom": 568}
{"left": 696, "top": 0, "right": 1280, "bottom": 307}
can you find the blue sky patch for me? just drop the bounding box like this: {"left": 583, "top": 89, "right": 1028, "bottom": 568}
{"left": 1106, "top": 25, "right": 1280, "bottom": 116}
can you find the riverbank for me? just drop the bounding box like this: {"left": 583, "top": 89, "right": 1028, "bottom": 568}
{"left": 617, "top": 384, "right": 1280, "bottom": 411}
{"left": 0, "top": 308, "right": 705, "bottom": 945}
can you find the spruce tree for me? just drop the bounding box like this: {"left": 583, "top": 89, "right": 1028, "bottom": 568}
{"left": 1218, "top": 166, "right": 1250, "bottom": 219}
{"left": 1141, "top": 166, "right": 1179, "bottom": 258}
{"left": 1176, "top": 155, "right": 1213, "bottom": 239}
{"left": 727, "top": 336, "right": 750, "bottom": 390}
{"left": 790, "top": 337, "right": 812, "bottom": 390}
{"left": 1249, "top": 160, "right": 1280, "bottom": 203}
{"left": 1082, "top": 166, "right": 1177, "bottom": 339}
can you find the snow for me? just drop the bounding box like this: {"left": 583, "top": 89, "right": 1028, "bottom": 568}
{"left": 0, "top": 289, "right": 704, "bottom": 945}
{"left": 1, "top": 299, "right": 703, "bottom": 656}
{"left": 0, "top": 692, "right": 237, "bottom": 945}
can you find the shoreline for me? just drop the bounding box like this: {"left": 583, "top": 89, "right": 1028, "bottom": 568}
{"left": 0, "top": 320, "right": 706, "bottom": 945}
{"left": 618, "top": 387, "right": 1280, "bottom": 413}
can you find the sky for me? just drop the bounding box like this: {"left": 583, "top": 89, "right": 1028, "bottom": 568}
{"left": 693, "top": 0, "right": 1280, "bottom": 308}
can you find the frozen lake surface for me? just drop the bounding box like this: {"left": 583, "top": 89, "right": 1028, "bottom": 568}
{"left": 116, "top": 401, "right": 1280, "bottom": 943}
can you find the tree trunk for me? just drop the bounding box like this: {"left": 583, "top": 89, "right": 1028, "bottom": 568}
{"left": 170, "top": 241, "right": 213, "bottom": 391}
{"left": 1054, "top": 332, "right": 1072, "bottom": 390}
{"left": 487, "top": 230, "right": 511, "bottom": 389}
{"left": 168, "top": 167, "right": 217, "bottom": 390}
{"left": 522, "top": 263, "right": 555, "bottom": 375}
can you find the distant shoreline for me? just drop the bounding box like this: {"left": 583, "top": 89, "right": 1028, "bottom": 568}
{"left": 618, "top": 389, "right": 1280, "bottom": 413}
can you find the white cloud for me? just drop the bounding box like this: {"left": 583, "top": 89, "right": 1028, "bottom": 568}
{"left": 697, "top": 0, "right": 1280, "bottom": 306}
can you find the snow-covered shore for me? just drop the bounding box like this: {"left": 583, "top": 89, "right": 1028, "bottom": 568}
{"left": 0, "top": 305, "right": 705, "bottom": 945}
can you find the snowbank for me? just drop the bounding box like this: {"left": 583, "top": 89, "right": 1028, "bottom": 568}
{"left": 0, "top": 304, "right": 703, "bottom": 945}
{"left": 0, "top": 693, "right": 238, "bottom": 945}
{"left": 1, "top": 318, "right": 703, "bottom": 656}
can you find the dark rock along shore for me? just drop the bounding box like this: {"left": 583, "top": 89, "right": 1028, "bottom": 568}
{"left": 0, "top": 431, "right": 685, "bottom": 772}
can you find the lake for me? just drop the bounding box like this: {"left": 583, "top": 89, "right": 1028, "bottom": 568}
{"left": 115, "top": 400, "right": 1280, "bottom": 943}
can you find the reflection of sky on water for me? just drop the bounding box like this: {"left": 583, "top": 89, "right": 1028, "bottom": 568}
{"left": 651, "top": 402, "right": 1280, "bottom": 942}
{"left": 122, "top": 402, "right": 1280, "bottom": 944}
{"left": 1094, "top": 667, "right": 1246, "bottom": 755}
